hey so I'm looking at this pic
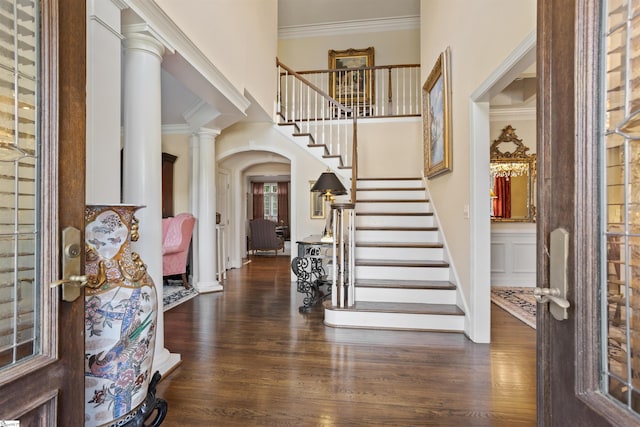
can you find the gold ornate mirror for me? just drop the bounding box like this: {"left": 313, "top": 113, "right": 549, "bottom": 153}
{"left": 490, "top": 125, "right": 536, "bottom": 222}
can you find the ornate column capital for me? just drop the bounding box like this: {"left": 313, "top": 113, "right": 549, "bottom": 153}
{"left": 122, "top": 31, "right": 166, "bottom": 60}
{"left": 196, "top": 127, "right": 221, "bottom": 141}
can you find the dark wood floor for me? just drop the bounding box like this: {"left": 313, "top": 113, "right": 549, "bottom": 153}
{"left": 156, "top": 256, "right": 536, "bottom": 426}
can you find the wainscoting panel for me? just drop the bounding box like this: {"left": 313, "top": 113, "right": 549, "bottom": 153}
{"left": 491, "top": 226, "right": 536, "bottom": 286}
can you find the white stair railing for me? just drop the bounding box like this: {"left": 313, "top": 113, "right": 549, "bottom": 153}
{"left": 331, "top": 203, "right": 355, "bottom": 308}
{"left": 277, "top": 59, "right": 358, "bottom": 202}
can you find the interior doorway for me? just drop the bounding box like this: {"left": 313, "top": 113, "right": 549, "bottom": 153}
{"left": 468, "top": 31, "right": 537, "bottom": 341}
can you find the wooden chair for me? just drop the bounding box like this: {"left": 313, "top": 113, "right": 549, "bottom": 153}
{"left": 249, "top": 219, "right": 285, "bottom": 256}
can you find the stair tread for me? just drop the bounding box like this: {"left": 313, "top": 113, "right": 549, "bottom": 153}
{"left": 357, "top": 226, "right": 438, "bottom": 231}
{"left": 327, "top": 301, "right": 464, "bottom": 316}
{"left": 356, "top": 212, "right": 433, "bottom": 216}
{"left": 356, "top": 279, "right": 455, "bottom": 290}
{"left": 356, "top": 259, "right": 449, "bottom": 267}
{"left": 356, "top": 242, "right": 443, "bottom": 248}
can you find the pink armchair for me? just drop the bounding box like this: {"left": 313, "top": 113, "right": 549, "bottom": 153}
{"left": 162, "top": 213, "right": 196, "bottom": 288}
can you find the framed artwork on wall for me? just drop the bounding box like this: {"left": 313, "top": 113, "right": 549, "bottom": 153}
{"left": 328, "top": 46, "right": 375, "bottom": 105}
{"left": 423, "top": 47, "right": 453, "bottom": 178}
{"left": 310, "top": 181, "right": 325, "bottom": 219}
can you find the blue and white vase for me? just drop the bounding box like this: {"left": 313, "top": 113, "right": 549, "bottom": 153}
{"left": 83, "top": 205, "right": 158, "bottom": 427}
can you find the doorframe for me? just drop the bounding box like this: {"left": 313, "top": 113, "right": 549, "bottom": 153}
{"left": 469, "top": 31, "right": 537, "bottom": 343}
{"left": 536, "top": 0, "right": 640, "bottom": 423}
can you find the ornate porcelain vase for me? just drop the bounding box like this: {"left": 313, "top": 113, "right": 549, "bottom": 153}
{"left": 84, "top": 205, "right": 158, "bottom": 427}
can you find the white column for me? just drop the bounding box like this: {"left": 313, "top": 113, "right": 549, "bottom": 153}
{"left": 86, "top": 0, "right": 125, "bottom": 203}
{"left": 196, "top": 128, "right": 223, "bottom": 293}
{"left": 189, "top": 133, "right": 200, "bottom": 286}
{"left": 122, "top": 31, "right": 180, "bottom": 375}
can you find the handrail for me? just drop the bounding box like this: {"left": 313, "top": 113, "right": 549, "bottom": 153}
{"left": 295, "top": 63, "right": 420, "bottom": 75}
{"left": 277, "top": 59, "right": 354, "bottom": 114}
{"left": 277, "top": 58, "right": 358, "bottom": 203}
{"left": 293, "top": 63, "right": 422, "bottom": 118}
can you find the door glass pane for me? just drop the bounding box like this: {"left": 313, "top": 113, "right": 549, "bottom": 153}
{"left": 603, "top": 0, "right": 640, "bottom": 414}
{"left": 0, "top": 0, "right": 40, "bottom": 372}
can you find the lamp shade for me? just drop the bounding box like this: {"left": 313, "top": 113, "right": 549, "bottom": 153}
{"left": 310, "top": 171, "right": 347, "bottom": 195}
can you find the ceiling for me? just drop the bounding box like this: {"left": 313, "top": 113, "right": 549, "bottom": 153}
{"left": 278, "top": 0, "right": 420, "bottom": 28}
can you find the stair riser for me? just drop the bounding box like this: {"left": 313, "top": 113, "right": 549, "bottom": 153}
{"left": 356, "top": 215, "right": 434, "bottom": 228}
{"left": 355, "top": 247, "right": 444, "bottom": 260}
{"left": 356, "top": 202, "right": 430, "bottom": 213}
{"left": 356, "top": 229, "right": 439, "bottom": 243}
{"left": 357, "top": 190, "right": 426, "bottom": 200}
{"left": 355, "top": 266, "right": 450, "bottom": 281}
{"left": 324, "top": 310, "right": 465, "bottom": 332}
{"left": 357, "top": 180, "right": 424, "bottom": 189}
{"left": 356, "top": 287, "right": 457, "bottom": 304}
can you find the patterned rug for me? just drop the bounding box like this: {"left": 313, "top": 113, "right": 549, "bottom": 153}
{"left": 491, "top": 287, "right": 536, "bottom": 329}
{"left": 163, "top": 280, "right": 199, "bottom": 312}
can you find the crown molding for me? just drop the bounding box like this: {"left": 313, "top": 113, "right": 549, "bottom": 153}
{"left": 162, "top": 124, "right": 190, "bottom": 135}
{"left": 490, "top": 106, "right": 536, "bottom": 121}
{"left": 110, "top": 0, "right": 129, "bottom": 10}
{"left": 278, "top": 15, "right": 420, "bottom": 39}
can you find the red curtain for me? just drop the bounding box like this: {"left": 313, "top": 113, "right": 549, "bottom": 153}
{"left": 252, "top": 182, "right": 264, "bottom": 219}
{"left": 493, "top": 176, "right": 511, "bottom": 218}
{"left": 277, "top": 181, "right": 289, "bottom": 227}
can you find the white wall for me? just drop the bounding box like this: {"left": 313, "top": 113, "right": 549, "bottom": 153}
{"left": 161, "top": 133, "right": 191, "bottom": 215}
{"left": 490, "top": 118, "right": 536, "bottom": 155}
{"left": 216, "top": 122, "right": 332, "bottom": 269}
{"left": 155, "top": 0, "right": 278, "bottom": 117}
{"left": 278, "top": 27, "right": 420, "bottom": 70}
{"left": 491, "top": 223, "right": 536, "bottom": 287}
{"left": 420, "top": 0, "right": 536, "bottom": 322}
{"left": 358, "top": 118, "right": 423, "bottom": 178}
{"left": 86, "top": 0, "right": 124, "bottom": 204}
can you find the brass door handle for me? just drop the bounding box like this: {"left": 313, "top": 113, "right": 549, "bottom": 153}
{"left": 52, "top": 226, "right": 84, "bottom": 302}
{"left": 50, "top": 275, "right": 88, "bottom": 288}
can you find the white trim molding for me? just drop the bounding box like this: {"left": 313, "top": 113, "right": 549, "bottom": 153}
{"left": 490, "top": 106, "right": 536, "bottom": 121}
{"left": 279, "top": 15, "right": 420, "bottom": 39}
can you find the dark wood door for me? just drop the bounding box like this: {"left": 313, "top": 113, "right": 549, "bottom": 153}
{"left": 0, "top": 0, "right": 85, "bottom": 424}
{"left": 538, "top": 0, "right": 640, "bottom": 424}
{"left": 162, "top": 152, "right": 177, "bottom": 218}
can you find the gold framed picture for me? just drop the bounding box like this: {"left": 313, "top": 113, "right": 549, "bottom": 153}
{"left": 310, "top": 181, "right": 325, "bottom": 219}
{"left": 423, "top": 47, "right": 452, "bottom": 178}
{"left": 328, "top": 46, "right": 375, "bottom": 105}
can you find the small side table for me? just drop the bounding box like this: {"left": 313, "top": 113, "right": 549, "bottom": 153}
{"left": 292, "top": 235, "right": 332, "bottom": 312}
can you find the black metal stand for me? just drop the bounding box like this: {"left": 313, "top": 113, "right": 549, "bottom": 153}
{"left": 291, "top": 257, "right": 331, "bottom": 312}
{"left": 122, "top": 371, "right": 168, "bottom": 427}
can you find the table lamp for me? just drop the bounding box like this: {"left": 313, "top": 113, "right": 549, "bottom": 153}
{"left": 310, "top": 170, "right": 347, "bottom": 242}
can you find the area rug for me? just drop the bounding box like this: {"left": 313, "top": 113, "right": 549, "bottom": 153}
{"left": 163, "top": 280, "right": 199, "bottom": 312}
{"left": 252, "top": 240, "right": 292, "bottom": 257}
{"left": 491, "top": 287, "right": 537, "bottom": 329}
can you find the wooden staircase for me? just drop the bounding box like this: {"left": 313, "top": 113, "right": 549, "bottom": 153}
{"left": 323, "top": 178, "right": 465, "bottom": 332}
